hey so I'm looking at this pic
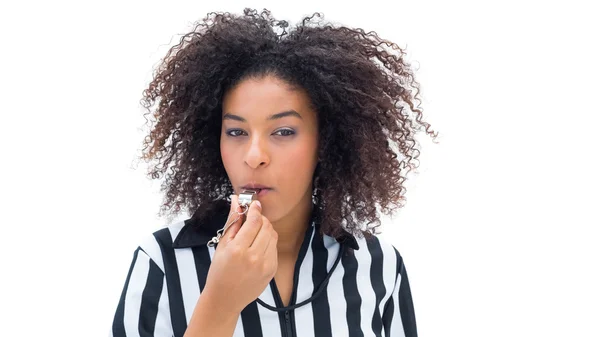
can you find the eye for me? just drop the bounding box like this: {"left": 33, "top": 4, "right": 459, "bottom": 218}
{"left": 273, "top": 128, "right": 296, "bottom": 137}
{"left": 225, "top": 129, "right": 246, "bottom": 137}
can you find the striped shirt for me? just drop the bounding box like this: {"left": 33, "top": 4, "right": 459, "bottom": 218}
{"left": 110, "top": 207, "right": 418, "bottom": 337}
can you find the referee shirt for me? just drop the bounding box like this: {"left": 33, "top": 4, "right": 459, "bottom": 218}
{"left": 110, "top": 205, "right": 418, "bottom": 337}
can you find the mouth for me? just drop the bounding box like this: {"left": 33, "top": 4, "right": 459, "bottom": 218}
{"left": 241, "top": 184, "right": 273, "bottom": 197}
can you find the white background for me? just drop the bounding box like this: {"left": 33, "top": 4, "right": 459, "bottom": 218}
{"left": 1, "top": 0, "right": 598, "bottom": 336}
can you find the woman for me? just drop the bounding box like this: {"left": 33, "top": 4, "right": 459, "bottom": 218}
{"left": 110, "top": 8, "right": 436, "bottom": 337}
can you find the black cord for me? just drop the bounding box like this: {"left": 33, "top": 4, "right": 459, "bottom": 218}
{"left": 255, "top": 244, "right": 345, "bottom": 312}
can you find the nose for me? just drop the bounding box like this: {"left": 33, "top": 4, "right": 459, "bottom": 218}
{"left": 244, "top": 135, "right": 270, "bottom": 169}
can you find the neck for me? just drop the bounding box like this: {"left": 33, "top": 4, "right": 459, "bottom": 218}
{"left": 271, "top": 194, "right": 314, "bottom": 256}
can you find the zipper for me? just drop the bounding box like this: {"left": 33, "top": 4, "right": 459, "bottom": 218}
{"left": 284, "top": 311, "right": 293, "bottom": 337}
{"left": 271, "top": 279, "right": 294, "bottom": 337}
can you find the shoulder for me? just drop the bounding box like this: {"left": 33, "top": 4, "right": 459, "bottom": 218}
{"left": 353, "top": 233, "right": 406, "bottom": 274}
{"left": 134, "top": 220, "right": 188, "bottom": 272}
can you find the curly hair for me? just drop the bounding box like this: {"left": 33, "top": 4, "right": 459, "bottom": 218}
{"left": 138, "top": 8, "right": 437, "bottom": 240}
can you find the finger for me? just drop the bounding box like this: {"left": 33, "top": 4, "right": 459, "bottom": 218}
{"left": 222, "top": 195, "right": 243, "bottom": 244}
{"left": 233, "top": 200, "right": 263, "bottom": 247}
{"left": 249, "top": 216, "right": 273, "bottom": 254}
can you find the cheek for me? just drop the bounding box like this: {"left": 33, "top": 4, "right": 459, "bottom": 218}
{"left": 279, "top": 139, "right": 318, "bottom": 182}
{"left": 220, "top": 142, "right": 236, "bottom": 175}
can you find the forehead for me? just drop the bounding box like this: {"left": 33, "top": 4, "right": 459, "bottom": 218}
{"left": 222, "top": 76, "right": 314, "bottom": 117}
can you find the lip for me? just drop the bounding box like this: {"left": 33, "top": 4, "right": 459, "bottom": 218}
{"left": 240, "top": 184, "right": 273, "bottom": 197}
{"left": 250, "top": 188, "right": 271, "bottom": 197}
{"left": 241, "top": 183, "right": 272, "bottom": 190}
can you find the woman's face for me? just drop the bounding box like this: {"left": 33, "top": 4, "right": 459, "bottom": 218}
{"left": 220, "top": 75, "right": 319, "bottom": 223}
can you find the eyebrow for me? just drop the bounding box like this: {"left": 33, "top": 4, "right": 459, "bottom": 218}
{"left": 223, "top": 110, "right": 303, "bottom": 122}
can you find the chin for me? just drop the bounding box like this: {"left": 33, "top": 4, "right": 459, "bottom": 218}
{"left": 260, "top": 205, "right": 281, "bottom": 223}
{"left": 262, "top": 193, "right": 312, "bottom": 224}
{"left": 260, "top": 196, "right": 291, "bottom": 223}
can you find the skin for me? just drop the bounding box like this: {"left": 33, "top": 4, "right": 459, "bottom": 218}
{"left": 220, "top": 75, "right": 320, "bottom": 305}
{"left": 184, "top": 75, "right": 320, "bottom": 337}
{"left": 220, "top": 74, "right": 319, "bottom": 257}
{"left": 186, "top": 196, "right": 277, "bottom": 337}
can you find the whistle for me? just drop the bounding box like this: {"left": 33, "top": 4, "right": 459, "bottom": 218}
{"left": 238, "top": 190, "right": 258, "bottom": 208}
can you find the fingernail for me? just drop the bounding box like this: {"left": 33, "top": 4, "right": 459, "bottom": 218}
{"left": 255, "top": 200, "right": 262, "bottom": 209}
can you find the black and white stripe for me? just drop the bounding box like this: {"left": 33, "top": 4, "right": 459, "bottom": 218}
{"left": 110, "top": 220, "right": 418, "bottom": 337}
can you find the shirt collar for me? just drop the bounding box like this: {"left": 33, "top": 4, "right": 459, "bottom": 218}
{"left": 172, "top": 201, "right": 359, "bottom": 250}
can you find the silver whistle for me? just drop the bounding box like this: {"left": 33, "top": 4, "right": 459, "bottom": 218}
{"left": 238, "top": 189, "right": 258, "bottom": 207}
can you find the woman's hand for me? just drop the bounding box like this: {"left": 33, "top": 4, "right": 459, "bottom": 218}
{"left": 203, "top": 195, "right": 279, "bottom": 314}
